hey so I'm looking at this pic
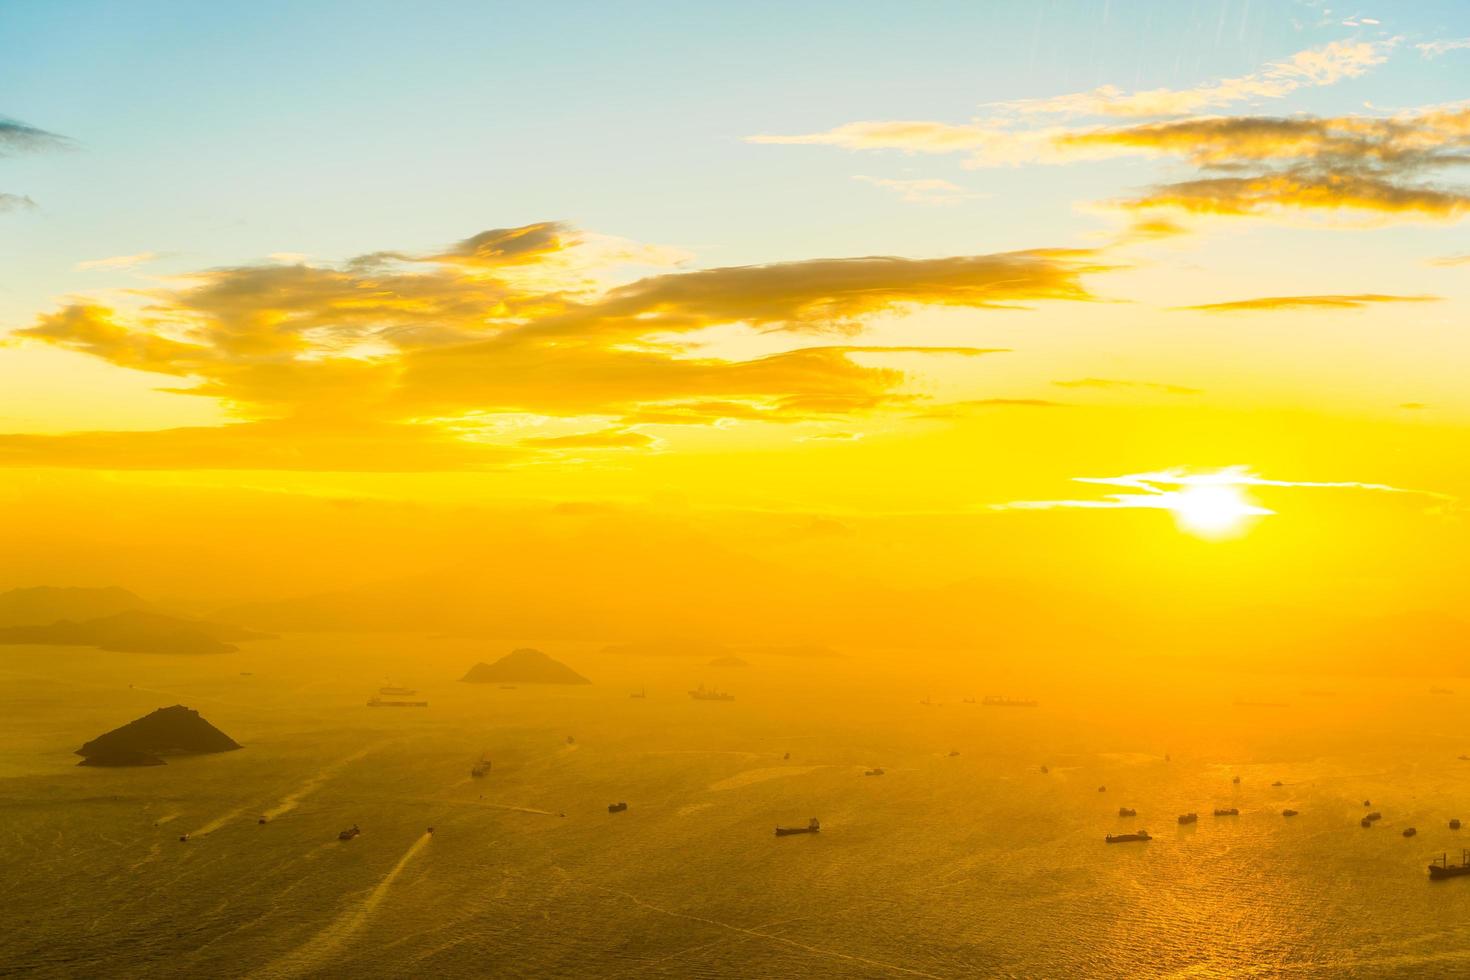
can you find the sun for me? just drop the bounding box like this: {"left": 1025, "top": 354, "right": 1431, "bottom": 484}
{"left": 1167, "top": 484, "right": 1268, "bottom": 538}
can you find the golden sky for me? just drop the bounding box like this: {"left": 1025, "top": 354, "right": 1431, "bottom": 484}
{"left": 2, "top": 3, "right": 1468, "bottom": 658}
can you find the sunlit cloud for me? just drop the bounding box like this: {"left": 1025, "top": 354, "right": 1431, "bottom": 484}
{"left": 1175, "top": 293, "right": 1439, "bottom": 313}
{"left": 4, "top": 224, "right": 1107, "bottom": 469}
{"left": 995, "top": 467, "right": 1456, "bottom": 527}
{"left": 76, "top": 251, "right": 162, "bottom": 271}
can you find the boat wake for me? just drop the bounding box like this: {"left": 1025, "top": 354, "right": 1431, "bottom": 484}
{"left": 256, "top": 831, "right": 433, "bottom": 978}
{"left": 261, "top": 747, "right": 376, "bottom": 821}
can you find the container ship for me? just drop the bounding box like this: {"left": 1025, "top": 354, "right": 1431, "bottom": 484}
{"left": 688, "top": 684, "right": 735, "bottom": 701}
{"left": 1430, "top": 850, "right": 1470, "bottom": 879}
{"left": 1105, "top": 831, "right": 1151, "bottom": 843}
{"left": 775, "top": 818, "right": 820, "bottom": 836}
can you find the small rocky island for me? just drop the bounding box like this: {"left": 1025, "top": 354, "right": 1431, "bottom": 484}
{"left": 76, "top": 705, "right": 242, "bottom": 767}
{"left": 461, "top": 648, "right": 590, "bottom": 685}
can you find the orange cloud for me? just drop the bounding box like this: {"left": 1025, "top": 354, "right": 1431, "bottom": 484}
{"left": 1175, "top": 293, "right": 1441, "bottom": 313}
{"left": 7, "top": 224, "right": 1106, "bottom": 469}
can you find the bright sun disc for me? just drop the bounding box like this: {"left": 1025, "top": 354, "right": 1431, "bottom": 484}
{"left": 1168, "top": 484, "right": 1263, "bottom": 537}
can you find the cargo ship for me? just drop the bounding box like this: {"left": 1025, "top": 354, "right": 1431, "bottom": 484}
{"left": 608, "top": 801, "right": 628, "bottom": 813}
{"left": 1430, "top": 850, "right": 1470, "bottom": 879}
{"left": 775, "top": 818, "right": 820, "bottom": 836}
{"left": 1105, "top": 830, "right": 1151, "bottom": 843}
{"left": 1178, "top": 813, "right": 1198, "bottom": 824}
{"left": 368, "top": 696, "right": 428, "bottom": 707}
{"left": 1213, "top": 808, "right": 1239, "bottom": 816}
{"left": 688, "top": 684, "right": 735, "bottom": 701}
{"left": 982, "top": 696, "right": 1038, "bottom": 708}
{"left": 471, "top": 753, "right": 491, "bottom": 778}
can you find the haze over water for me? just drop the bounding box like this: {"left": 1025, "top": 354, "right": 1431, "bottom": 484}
{"left": 6, "top": 635, "right": 1470, "bottom": 978}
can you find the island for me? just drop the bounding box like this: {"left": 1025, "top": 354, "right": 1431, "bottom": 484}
{"left": 76, "top": 705, "right": 242, "bottom": 766}
{"left": 461, "top": 648, "right": 590, "bottom": 685}
{"left": 0, "top": 610, "right": 272, "bottom": 655}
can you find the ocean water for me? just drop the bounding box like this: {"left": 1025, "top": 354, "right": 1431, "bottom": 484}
{"left": 4, "top": 635, "right": 1470, "bottom": 978}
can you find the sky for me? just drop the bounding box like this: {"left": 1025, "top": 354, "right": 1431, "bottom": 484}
{"left": 2, "top": 0, "right": 1469, "bottom": 656}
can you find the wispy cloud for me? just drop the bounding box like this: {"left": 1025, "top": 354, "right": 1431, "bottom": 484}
{"left": 852, "top": 175, "right": 985, "bottom": 205}
{"left": 1175, "top": 293, "right": 1439, "bottom": 312}
{"left": 995, "top": 466, "right": 1455, "bottom": 513}
{"left": 76, "top": 251, "right": 162, "bottom": 271}
{"left": 1417, "top": 38, "right": 1470, "bottom": 59}
{"left": 1052, "top": 377, "right": 1201, "bottom": 395}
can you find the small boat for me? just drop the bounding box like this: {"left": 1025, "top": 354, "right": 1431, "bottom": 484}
{"left": 783, "top": 752, "right": 790, "bottom": 760}
{"left": 1178, "top": 813, "right": 1198, "bottom": 825}
{"left": 1404, "top": 827, "right": 1418, "bottom": 837}
{"left": 864, "top": 767, "right": 885, "bottom": 776}
{"left": 471, "top": 753, "right": 491, "bottom": 778}
{"left": 1040, "top": 765, "right": 1049, "bottom": 774}
{"left": 775, "top": 818, "right": 821, "bottom": 836}
{"left": 1118, "top": 807, "right": 1137, "bottom": 817}
{"left": 948, "top": 750, "right": 960, "bottom": 757}
{"left": 1282, "top": 809, "right": 1299, "bottom": 817}
{"left": 1097, "top": 785, "right": 1106, "bottom": 793}
{"left": 608, "top": 802, "right": 628, "bottom": 813}
{"left": 1452, "top": 819, "right": 1462, "bottom": 830}
{"left": 1213, "top": 808, "right": 1239, "bottom": 817}
{"left": 338, "top": 825, "right": 361, "bottom": 841}
{"left": 1366, "top": 812, "right": 1382, "bottom": 822}
{"left": 427, "top": 826, "right": 434, "bottom": 834}
{"left": 1232, "top": 776, "right": 1241, "bottom": 784}
{"left": 1361, "top": 818, "right": 1373, "bottom": 828}
{"left": 1430, "top": 850, "right": 1470, "bottom": 879}
{"left": 630, "top": 687, "right": 646, "bottom": 699}
{"left": 566, "top": 736, "right": 575, "bottom": 745}
{"left": 1460, "top": 755, "right": 1470, "bottom": 762}
{"left": 1364, "top": 800, "right": 1372, "bottom": 807}
{"left": 1105, "top": 831, "right": 1151, "bottom": 843}
{"left": 258, "top": 817, "right": 267, "bottom": 825}
{"left": 178, "top": 834, "right": 190, "bottom": 842}
{"left": 1271, "top": 781, "right": 1284, "bottom": 787}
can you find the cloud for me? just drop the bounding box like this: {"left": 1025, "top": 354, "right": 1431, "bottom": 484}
{"left": 995, "top": 466, "right": 1454, "bottom": 513}
{"left": 1175, "top": 293, "right": 1440, "bottom": 312}
{"left": 1417, "top": 38, "right": 1470, "bottom": 59}
{"left": 76, "top": 251, "right": 162, "bottom": 271}
{"left": 1427, "top": 253, "right": 1470, "bottom": 266}
{"left": 0, "top": 117, "right": 68, "bottom": 155}
{"left": 912, "top": 398, "right": 1066, "bottom": 418}
{"left": 852, "top": 175, "right": 985, "bottom": 205}
{"left": 1, "top": 116, "right": 69, "bottom": 213}
{"left": 752, "top": 52, "right": 1470, "bottom": 224}
{"left": 0, "top": 420, "right": 522, "bottom": 471}
{"left": 8, "top": 223, "right": 1106, "bottom": 469}
{"left": 986, "top": 40, "right": 1390, "bottom": 118}
{"left": 1052, "top": 378, "right": 1201, "bottom": 395}
{"left": 520, "top": 427, "right": 656, "bottom": 450}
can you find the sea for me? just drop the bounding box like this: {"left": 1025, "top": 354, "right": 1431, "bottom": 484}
{"left": 4, "top": 633, "right": 1470, "bottom": 978}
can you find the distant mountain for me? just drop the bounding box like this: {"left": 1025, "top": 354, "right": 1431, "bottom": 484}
{"left": 0, "top": 586, "right": 153, "bottom": 628}
{"left": 0, "top": 610, "right": 273, "bottom": 655}
{"left": 461, "top": 648, "right": 590, "bottom": 685}
{"left": 76, "top": 705, "right": 242, "bottom": 767}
